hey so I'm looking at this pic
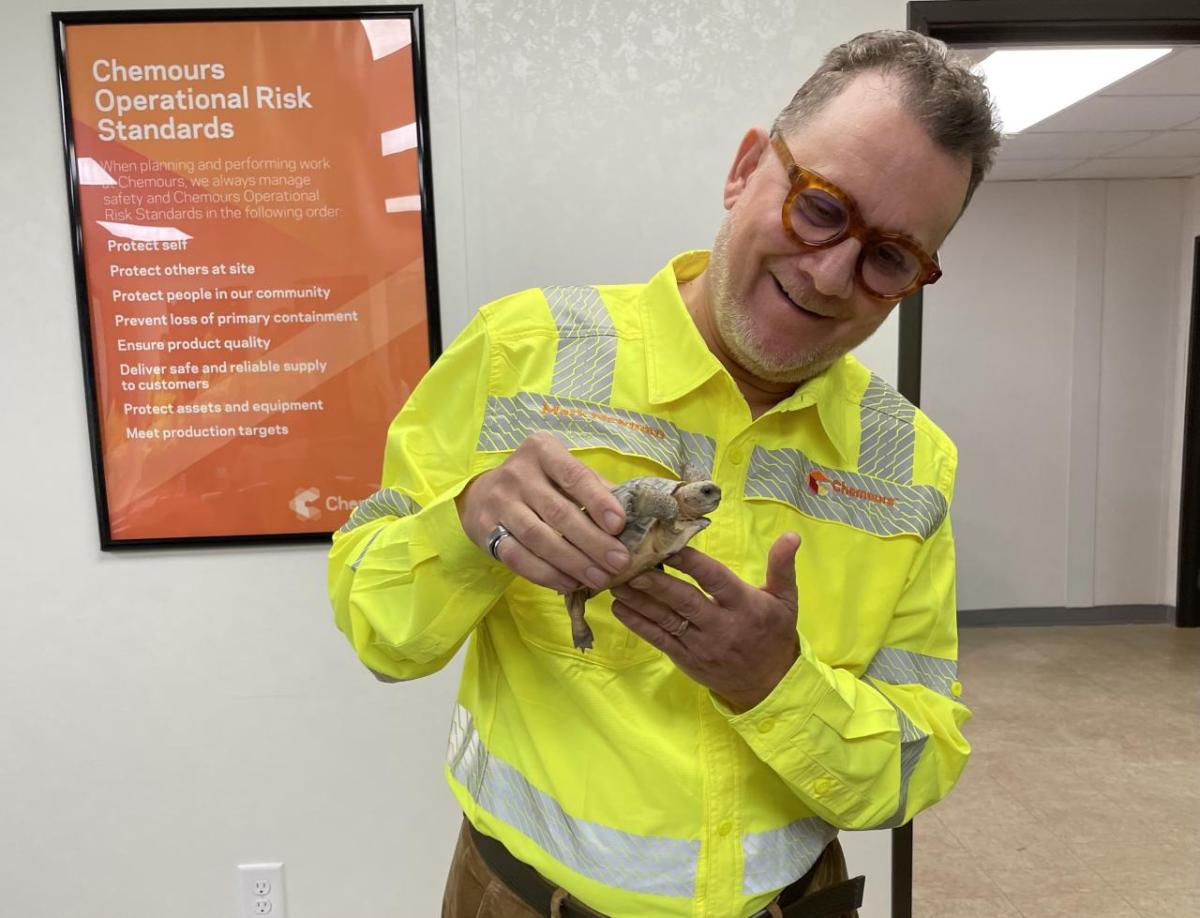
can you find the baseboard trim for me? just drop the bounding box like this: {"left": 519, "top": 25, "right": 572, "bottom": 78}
{"left": 959, "top": 605, "right": 1175, "bottom": 627}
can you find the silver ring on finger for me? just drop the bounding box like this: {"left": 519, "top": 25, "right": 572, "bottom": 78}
{"left": 669, "top": 617, "right": 690, "bottom": 638}
{"left": 486, "top": 523, "right": 513, "bottom": 561}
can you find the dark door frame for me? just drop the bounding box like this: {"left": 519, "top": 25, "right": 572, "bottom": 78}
{"left": 895, "top": 3, "right": 1200, "bottom": 917}
{"left": 1179, "top": 238, "right": 1200, "bottom": 629}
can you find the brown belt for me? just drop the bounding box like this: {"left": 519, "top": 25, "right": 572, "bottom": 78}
{"left": 467, "top": 821, "right": 865, "bottom": 918}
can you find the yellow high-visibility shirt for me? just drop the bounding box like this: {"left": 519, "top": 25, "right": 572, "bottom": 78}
{"left": 329, "top": 251, "right": 969, "bottom": 918}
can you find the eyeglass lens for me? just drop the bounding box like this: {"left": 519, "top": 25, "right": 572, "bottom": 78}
{"left": 789, "top": 189, "right": 921, "bottom": 297}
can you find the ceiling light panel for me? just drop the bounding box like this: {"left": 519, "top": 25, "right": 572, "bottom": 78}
{"left": 975, "top": 48, "right": 1172, "bottom": 133}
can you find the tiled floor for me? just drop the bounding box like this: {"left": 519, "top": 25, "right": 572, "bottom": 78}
{"left": 913, "top": 624, "right": 1200, "bottom": 918}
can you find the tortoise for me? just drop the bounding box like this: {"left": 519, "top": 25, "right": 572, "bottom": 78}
{"left": 565, "top": 468, "right": 722, "bottom": 651}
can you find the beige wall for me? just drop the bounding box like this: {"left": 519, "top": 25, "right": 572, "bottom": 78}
{"left": 0, "top": 2, "right": 910, "bottom": 916}
{"left": 924, "top": 177, "right": 1189, "bottom": 613}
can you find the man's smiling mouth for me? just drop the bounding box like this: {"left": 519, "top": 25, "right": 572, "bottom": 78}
{"left": 773, "top": 275, "right": 832, "bottom": 320}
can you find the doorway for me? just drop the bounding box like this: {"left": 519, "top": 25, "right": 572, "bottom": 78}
{"left": 894, "top": 3, "right": 1200, "bottom": 917}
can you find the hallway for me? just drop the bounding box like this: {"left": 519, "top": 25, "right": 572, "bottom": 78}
{"left": 913, "top": 624, "right": 1200, "bottom": 917}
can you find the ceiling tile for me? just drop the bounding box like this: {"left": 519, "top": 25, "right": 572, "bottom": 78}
{"left": 1100, "top": 48, "right": 1200, "bottom": 96}
{"left": 1026, "top": 95, "right": 1200, "bottom": 133}
{"left": 998, "top": 131, "right": 1152, "bottom": 160}
{"left": 985, "top": 159, "right": 1082, "bottom": 182}
{"left": 1054, "top": 157, "right": 1200, "bottom": 179}
{"left": 1108, "top": 131, "right": 1200, "bottom": 157}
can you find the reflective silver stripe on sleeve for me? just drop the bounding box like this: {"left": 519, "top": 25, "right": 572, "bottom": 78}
{"left": 544, "top": 285, "right": 618, "bottom": 403}
{"left": 745, "top": 446, "right": 946, "bottom": 539}
{"left": 864, "top": 647, "right": 958, "bottom": 699}
{"left": 337, "top": 487, "right": 421, "bottom": 535}
{"left": 862, "top": 649, "right": 948, "bottom": 828}
{"left": 478, "top": 392, "right": 715, "bottom": 478}
{"left": 447, "top": 704, "right": 700, "bottom": 898}
{"left": 859, "top": 374, "right": 916, "bottom": 483}
{"left": 866, "top": 702, "right": 929, "bottom": 830}
{"left": 349, "top": 529, "right": 383, "bottom": 571}
{"left": 741, "top": 817, "right": 839, "bottom": 895}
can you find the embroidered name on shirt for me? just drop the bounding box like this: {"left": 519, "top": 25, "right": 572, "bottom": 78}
{"left": 541, "top": 401, "right": 667, "bottom": 440}
{"left": 478, "top": 393, "right": 716, "bottom": 478}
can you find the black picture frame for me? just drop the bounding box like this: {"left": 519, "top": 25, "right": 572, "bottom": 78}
{"left": 52, "top": 6, "right": 442, "bottom": 550}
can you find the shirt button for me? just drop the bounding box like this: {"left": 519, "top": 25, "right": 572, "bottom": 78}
{"left": 728, "top": 446, "right": 747, "bottom": 466}
{"left": 757, "top": 717, "right": 776, "bottom": 733}
{"left": 951, "top": 681, "right": 963, "bottom": 697}
{"left": 813, "top": 778, "right": 835, "bottom": 795}
{"left": 718, "top": 820, "right": 733, "bottom": 837}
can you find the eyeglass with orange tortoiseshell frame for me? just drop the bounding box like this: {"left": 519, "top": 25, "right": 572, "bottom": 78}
{"left": 769, "top": 133, "right": 942, "bottom": 301}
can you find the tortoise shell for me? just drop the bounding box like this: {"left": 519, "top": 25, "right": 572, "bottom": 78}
{"left": 564, "top": 474, "right": 721, "bottom": 651}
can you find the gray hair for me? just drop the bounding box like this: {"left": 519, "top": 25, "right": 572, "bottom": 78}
{"left": 773, "top": 30, "right": 1002, "bottom": 211}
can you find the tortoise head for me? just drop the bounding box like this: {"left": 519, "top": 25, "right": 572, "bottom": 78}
{"left": 673, "top": 480, "right": 721, "bottom": 517}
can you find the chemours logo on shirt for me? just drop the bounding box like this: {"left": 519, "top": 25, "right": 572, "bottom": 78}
{"left": 807, "top": 470, "right": 896, "bottom": 507}
{"left": 807, "top": 471, "right": 831, "bottom": 496}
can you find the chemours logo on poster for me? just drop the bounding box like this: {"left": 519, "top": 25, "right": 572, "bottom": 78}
{"left": 291, "top": 489, "right": 377, "bottom": 522}
{"left": 290, "top": 487, "right": 321, "bottom": 521}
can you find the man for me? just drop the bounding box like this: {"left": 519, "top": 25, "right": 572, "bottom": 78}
{"left": 330, "top": 29, "right": 1001, "bottom": 918}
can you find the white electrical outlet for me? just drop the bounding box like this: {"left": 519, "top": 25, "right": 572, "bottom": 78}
{"left": 237, "top": 863, "right": 287, "bottom": 918}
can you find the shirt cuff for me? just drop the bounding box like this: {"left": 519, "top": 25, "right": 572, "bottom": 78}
{"left": 419, "top": 489, "right": 514, "bottom": 581}
{"left": 712, "top": 631, "right": 831, "bottom": 728}
{"left": 712, "top": 634, "right": 861, "bottom": 815}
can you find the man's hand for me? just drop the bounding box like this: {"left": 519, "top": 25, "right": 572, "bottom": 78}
{"left": 611, "top": 533, "right": 802, "bottom": 711}
{"left": 456, "top": 433, "right": 631, "bottom": 593}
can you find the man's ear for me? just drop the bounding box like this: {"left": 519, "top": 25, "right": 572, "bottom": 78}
{"left": 724, "top": 127, "right": 770, "bottom": 210}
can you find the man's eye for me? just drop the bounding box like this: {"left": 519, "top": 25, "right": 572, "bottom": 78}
{"left": 796, "top": 192, "right": 844, "bottom": 227}
{"left": 869, "top": 244, "right": 911, "bottom": 274}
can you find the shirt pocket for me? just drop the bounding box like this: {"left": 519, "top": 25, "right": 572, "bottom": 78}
{"left": 505, "top": 577, "right": 661, "bottom": 669}
{"left": 491, "top": 444, "right": 682, "bottom": 670}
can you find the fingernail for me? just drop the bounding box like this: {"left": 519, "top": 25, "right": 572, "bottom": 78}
{"left": 607, "top": 550, "right": 629, "bottom": 570}
{"left": 605, "top": 512, "right": 624, "bottom": 532}
{"left": 586, "top": 567, "right": 608, "bottom": 590}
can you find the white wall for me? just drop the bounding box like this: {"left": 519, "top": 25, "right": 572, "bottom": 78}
{"left": 0, "top": 2, "right": 909, "bottom": 917}
{"left": 924, "top": 178, "right": 1188, "bottom": 612}
{"left": 1094, "top": 182, "right": 1188, "bottom": 606}
{"left": 448, "top": 0, "right": 903, "bottom": 390}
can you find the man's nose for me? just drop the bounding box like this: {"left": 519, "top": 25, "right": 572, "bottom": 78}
{"left": 798, "top": 238, "right": 860, "bottom": 300}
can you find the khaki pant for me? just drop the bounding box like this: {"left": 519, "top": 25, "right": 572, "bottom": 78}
{"left": 441, "top": 821, "right": 857, "bottom": 918}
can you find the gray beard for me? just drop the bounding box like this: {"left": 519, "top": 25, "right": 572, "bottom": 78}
{"left": 707, "top": 219, "right": 843, "bottom": 385}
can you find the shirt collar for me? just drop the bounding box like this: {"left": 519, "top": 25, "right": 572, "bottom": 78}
{"left": 640, "top": 251, "right": 725, "bottom": 404}
{"left": 773, "top": 356, "right": 860, "bottom": 465}
{"left": 640, "top": 251, "right": 859, "bottom": 466}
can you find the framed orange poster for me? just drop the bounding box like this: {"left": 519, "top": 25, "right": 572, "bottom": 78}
{"left": 53, "top": 7, "right": 440, "bottom": 548}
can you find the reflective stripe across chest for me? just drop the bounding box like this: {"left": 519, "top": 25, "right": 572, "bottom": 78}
{"left": 485, "top": 287, "right": 945, "bottom": 540}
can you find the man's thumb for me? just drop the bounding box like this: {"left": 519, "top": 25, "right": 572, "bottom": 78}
{"left": 764, "top": 531, "right": 801, "bottom": 604}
